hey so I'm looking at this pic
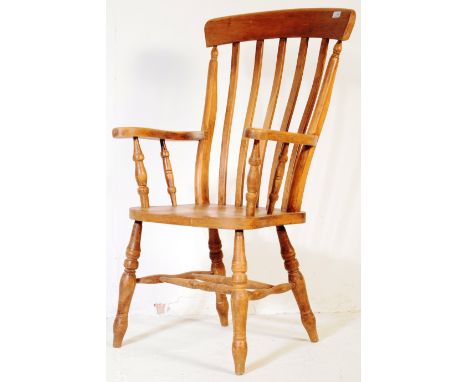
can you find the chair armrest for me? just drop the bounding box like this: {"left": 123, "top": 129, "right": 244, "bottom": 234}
{"left": 244, "top": 128, "right": 318, "bottom": 146}
{"left": 112, "top": 127, "right": 205, "bottom": 141}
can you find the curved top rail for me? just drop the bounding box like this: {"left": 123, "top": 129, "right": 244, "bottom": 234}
{"left": 205, "top": 8, "right": 356, "bottom": 47}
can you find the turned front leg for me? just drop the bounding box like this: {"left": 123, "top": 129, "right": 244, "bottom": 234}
{"left": 208, "top": 229, "right": 229, "bottom": 326}
{"left": 276, "top": 225, "right": 318, "bottom": 342}
{"left": 231, "top": 230, "right": 248, "bottom": 375}
{"left": 113, "top": 221, "right": 142, "bottom": 347}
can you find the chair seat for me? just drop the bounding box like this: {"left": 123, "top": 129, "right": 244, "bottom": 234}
{"left": 129, "top": 204, "right": 305, "bottom": 230}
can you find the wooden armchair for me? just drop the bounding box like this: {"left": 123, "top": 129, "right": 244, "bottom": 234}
{"left": 111, "top": 8, "right": 356, "bottom": 375}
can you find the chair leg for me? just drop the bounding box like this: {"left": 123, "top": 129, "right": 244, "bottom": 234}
{"left": 231, "top": 230, "right": 249, "bottom": 375}
{"left": 208, "top": 229, "right": 229, "bottom": 326}
{"left": 113, "top": 221, "right": 142, "bottom": 348}
{"left": 276, "top": 225, "right": 319, "bottom": 342}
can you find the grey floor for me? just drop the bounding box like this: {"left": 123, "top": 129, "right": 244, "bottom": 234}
{"left": 107, "top": 312, "right": 360, "bottom": 381}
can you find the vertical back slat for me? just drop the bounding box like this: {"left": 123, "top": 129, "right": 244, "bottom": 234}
{"left": 195, "top": 46, "right": 218, "bottom": 205}
{"left": 287, "top": 41, "right": 343, "bottom": 212}
{"left": 256, "top": 38, "right": 287, "bottom": 199}
{"left": 218, "top": 42, "right": 240, "bottom": 205}
{"left": 235, "top": 40, "right": 264, "bottom": 207}
{"left": 281, "top": 38, "right": 329, "bottom": 210}
{"left": 264, "top": 37, "right": 309, "bottom": 207}
{"left": 261, "top": 38, "right": 287, "bottom": 132}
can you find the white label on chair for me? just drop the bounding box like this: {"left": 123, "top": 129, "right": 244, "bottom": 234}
{"left": 332, "top": 11, "right": 341, "bottom": 18}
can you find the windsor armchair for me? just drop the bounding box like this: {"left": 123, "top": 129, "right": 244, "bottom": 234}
{"left": 112, "top": 8, "right": 356, "bottom": 375}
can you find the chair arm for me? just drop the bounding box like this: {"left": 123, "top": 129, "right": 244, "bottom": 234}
{"left": 112, "top": 127, "right": 205, "bottom": 141}
{"left": 244, "top": 128, "right": 318, "bottom": 146}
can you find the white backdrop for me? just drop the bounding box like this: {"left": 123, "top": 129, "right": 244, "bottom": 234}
{"left": 107, "top": 0, "right": 360, "bottom": 317}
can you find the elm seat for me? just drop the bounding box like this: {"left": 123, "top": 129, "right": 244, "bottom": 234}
{"left": 130, "top": 204, "right": 306, "bottom": 230}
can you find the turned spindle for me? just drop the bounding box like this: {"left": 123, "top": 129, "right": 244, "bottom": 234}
{"left": 209, "top": 229, "right": 229, "bottom": 326}
{"left": 133, "top": 138, "right": 149, "bottom": 208}
{"left": 160, "top": 139, "right": 177, "bottom": 206}
{"left": 267, "top": 143, "right": 288, "bottom": 214}
{"left": 246, "top": 140, "right": 261, "bottom": 216}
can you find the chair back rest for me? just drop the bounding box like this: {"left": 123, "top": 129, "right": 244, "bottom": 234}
{"left": 195, "top": 8, "right": 356, "bottom": 212}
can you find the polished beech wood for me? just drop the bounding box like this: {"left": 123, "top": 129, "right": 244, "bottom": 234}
{"left": 248, "top": 282, "right": 292, "bottom": 301}
{"left": 160, "top": 276, "right": 233, "bottom": 294}
{"left": 231, "top": 230, "right": 248, "bottom": 375}
{"left": 195, "top": 46, "right": 218, "bottom": 205}
{"left": 287, "top": 41, "right": 343, "bottom": 212}
{"left": 159, "top": 139, "right": 177, "bottom": 206}
{"left": 137, "top": 269, "right": 293, "bottom": 314}
{"left": 112, "top": 8, "right": 355, "bottom": 375}
{"left": 205, "top": 9, "right": 356, "bottom": 46}
{"left": 266, "top": 37, "right": 308, "bottom": 208}
{"left": 113, "top": 221, "right": 142, "bottom": 347}
{"left": 279, "top": 37, "right": 309, "bottom": 134}
{"left": 267, "top": 143, "right": 288, "bottom": 214}
{"left": 246, "top": 140, "right": 261, "bottom": 217}
{"left": 277, "top": 225, "right": 318, "bottom": 342}
{"left": 136, "top": 271, "right": 284, "bottom": 294}
{"left": 191, "top": 273, "right": 273, "bottom": 289}
{"left": 129, "top": 204, "right": 305, "bottom": 230}
{"left": 218, "top": 42, "right": 239, "bottom": 205}
{"left": 261, "top": 38, "right": 286, "bottom": 133}
{"left": 282, "top": 38, "right": 329, "bottom": 210}
{"left": 257, "top": 38, "right": 287, "bottom": 195}
{"left": 235, "top": 40, "right": 263, "bottom": 207}
{"left": 208, "top": 229, "right": 229, "bottom": 326}
{"left": 113, "top": 127, "right": 205, "bottom": 141}
{"left": 133, "top": 138, "right": 149, "bottom": 208}
{"left": 136, "top": 271, "right": 211, "bottom": 284}
{"left": 244, "top": 128, "right": 318, "bottom": 146}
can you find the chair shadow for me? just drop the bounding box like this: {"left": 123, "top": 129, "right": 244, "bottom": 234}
{"left": 156, "top": 351, "right": 231, "bottom": 374}
{"left": 248, "top": 313, "right": 359, "bottom": 371}
{"left": 123, "top": 317, "right": 194, "bottom": 346}
{"left": 317, "top": 312, "right": 359, "bottom": 340}
{"left": 248, "top": 340, "right": 305, "bottom": 373}
{"left": 114, "top": 313, "right": 358, "bottom": 374}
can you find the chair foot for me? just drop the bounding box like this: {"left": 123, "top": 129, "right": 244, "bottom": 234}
{"left": 231, "top": 230, "right": 248, "bottom": 375}
{"left": 112, "top": 221, "right": 142, "bottom": 348}
{"left": 276, "top": 225, "right": 319, "bottom": 342}
{"left": 113, "top": 314, "right": 128, "bottom": 348}
{"left": 209, "top": 229, "right": 230, "bottom": 327}
{"left": 216, "top": 296, "right": 229, "bottom": 327}
{"left": 232, "top": 295, "right": 248, "bottom": 374}
{"left": 301, "top": 311, "right": 319, "bottom": 342}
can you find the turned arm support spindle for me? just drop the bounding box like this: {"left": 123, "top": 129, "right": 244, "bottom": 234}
{"left": 160, "top": 139, "right": 177, "bottom": 206}
{"left": 267, "top": 143, "right": 289, "bottom": 214}
{"left": 133, "top": 137, "right": 150, "bottom": 208}
{"left": 245, "top": 139, "right": 261, "bottom": 216}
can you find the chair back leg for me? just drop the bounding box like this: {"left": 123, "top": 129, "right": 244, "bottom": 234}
{"left": 208, "top": 229, "right": 229, "bottom": 326}
{"left": 276, "top": 225, "right": 319, "bottom": 342}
